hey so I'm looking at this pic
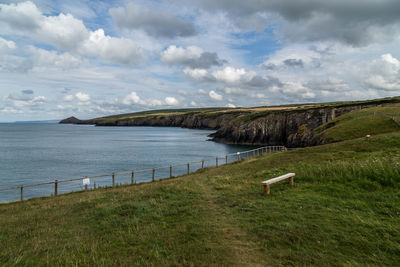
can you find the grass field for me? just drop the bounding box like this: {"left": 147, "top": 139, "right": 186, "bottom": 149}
{"left": 1, "top": 129, "right": 399, "bottom": 265}
{"left": 315, "top": 104, "right": 400, "bottom": 143}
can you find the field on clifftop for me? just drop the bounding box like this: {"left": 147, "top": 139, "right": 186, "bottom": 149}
{"left": 1, "top": 106, "right": 400, "bottom": 265}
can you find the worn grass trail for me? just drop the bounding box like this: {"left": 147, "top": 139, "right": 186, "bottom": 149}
{"left": 1, "top": 132, "right": 400, "bottom": 266}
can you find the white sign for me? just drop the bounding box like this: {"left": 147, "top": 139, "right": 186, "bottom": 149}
{"left": 237, "top": 152, "right": 240, "bottom": 155}
{"left": 83, "top": 178, "right": 90, "bottom": 185}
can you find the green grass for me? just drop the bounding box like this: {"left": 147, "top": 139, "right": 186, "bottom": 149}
{"left": 315, "top": 104, "right": 400, "bottom": 143}
{"left": 84, "top": 96, "right": 400, "bottom": 124}
{"left": 1, "top": 131, "right": 400, "bottom": 266}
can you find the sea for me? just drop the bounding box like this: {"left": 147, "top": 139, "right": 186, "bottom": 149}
{"left": 0, "top": 123, "right": 256, "bottom": 202}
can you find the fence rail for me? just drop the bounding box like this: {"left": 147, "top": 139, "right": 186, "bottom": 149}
{"left": 0, "top": 145, "right": 286, "bottom": 203}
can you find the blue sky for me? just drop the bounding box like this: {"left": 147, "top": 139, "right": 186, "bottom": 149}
{"left": 0, "top": 0, "right": 400, "bottom": 121}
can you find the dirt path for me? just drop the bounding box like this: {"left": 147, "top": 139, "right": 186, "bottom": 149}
{"left": 195, "top": 178, "right": 267, "bottom": 266}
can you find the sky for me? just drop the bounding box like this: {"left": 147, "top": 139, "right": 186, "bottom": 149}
{"left": 0, "top": 0, "right": 400, "bottom": 121}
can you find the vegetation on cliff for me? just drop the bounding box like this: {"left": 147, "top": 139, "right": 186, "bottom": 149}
{"left": 1, "top": 129, "right": 400, "bottom": 265}
{"left": 314, "top": 103, "right": 400, "bottom": 143}
{"left": 60, "top": 96, "right": 400, "bottom": 147}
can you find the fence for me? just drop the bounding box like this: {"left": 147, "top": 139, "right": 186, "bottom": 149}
{"left": 0, "top": 146, "right": 286, "bottom": 203}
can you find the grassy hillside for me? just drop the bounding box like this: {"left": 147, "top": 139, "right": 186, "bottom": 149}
{"left": 1, "top": 131, "right": 400, "bottom": 265}
{"left": 315, "top": 103, "right": 400, "bottom": 143}
{"left": 85, "top": 96, "right": 400, "bottom": 123}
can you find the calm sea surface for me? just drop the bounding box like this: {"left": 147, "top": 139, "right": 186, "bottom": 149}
{"left": 0, "top": 123, "right": 256, "bottom": 202}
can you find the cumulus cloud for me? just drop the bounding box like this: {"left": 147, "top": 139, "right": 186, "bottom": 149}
{"left": 75, "top": 92, "right": 90, "bottom": 102}
{"left": 363, "top": 54, "right": 400, "bottom": 91}
{"left": 0, "top": 1, "right": 142, "bottom": 65}
{"left": 29, "top": 47, "right": 84, "bottom": 70}
{"left": 0, "top": 37, "right": 16, "bottom": 54}
{"left": 110, "top": 3, "right": 196, "bottom": 39}
{"left": 213, "top": 66, "right": 282, "bottom": 89}
{"left": 183, "top": 68, "right": 214, "bottom": 81}
{"left": 197, "top": 89, "right": 207, "bottom": 95}
{"left": 161, "top": 45, "right": 224, "bottom": 69}
{"left": 209, "top": 90, "right": 223, "bottom": 101}
{"left": 165, "top": 96, "right": 179, "bottom": 106}
{"left": 122, "top": 92, "right": 143, "bottom": 105}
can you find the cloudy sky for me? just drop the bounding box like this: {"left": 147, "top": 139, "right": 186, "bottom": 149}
{"left": 0, "top": 0, "right": 400, "bottom": 121}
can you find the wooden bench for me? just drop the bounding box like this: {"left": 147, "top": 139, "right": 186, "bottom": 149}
{"left": 261, "top": 173, "right": 295, "bottom": 195}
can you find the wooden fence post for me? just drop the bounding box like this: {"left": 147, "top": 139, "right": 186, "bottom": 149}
{"left": 238, "top": 153, "right": 241, "bottom": 161}
{"left": 216, "top": 157, "right": 218, "bottom": 167}
{"left": 152, "top": 168, "right": 155, "bottom": 182}
{"left": 112, "top": 173, "right": 115, "bottom": 187}
{"left": 246, "top": 151, "right": 249, "bottom": 158}
{"left": 131, "top": 170, "right": 135, "bottom": 184}
{"left": 201, "top": 160, "right": 204, "bottom": 169}
{"left": 187, "top": 163, "right": 190, "bottom": 174}
{"left": 20, "top": 185, "right": 23, "bottom": 201}
{"left": 225, "top": 155, "right": 228, "bottom": 164}
{"left": 54, "top": 180, "right": 58, "bottom": 196}
{"left": 170, "top": 165, "right": 172, "bottom": 178}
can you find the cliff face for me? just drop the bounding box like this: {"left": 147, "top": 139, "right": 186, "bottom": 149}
{"left": 60, "top": 99, "right": 399, "bottom": 147}
{"left": 210, "top": 103, "right": 388, "bottom": 147}
{"left": 93, "top": 113, "right": 238, "bottom": 129}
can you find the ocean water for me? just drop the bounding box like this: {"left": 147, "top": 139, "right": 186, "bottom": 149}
{"left": 0, "top": 123, "right": 256, "bottom": 202}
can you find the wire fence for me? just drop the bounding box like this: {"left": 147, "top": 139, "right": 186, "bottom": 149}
{"left": 0, "top": 145, "right": 286, "bottom": 203}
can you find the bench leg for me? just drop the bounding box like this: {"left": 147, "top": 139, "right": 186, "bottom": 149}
{"left": 264, "top": 184, "right": 270, "bottom": 195}
{"left": 289, "top": 176, "right": 294, "bottom": 185}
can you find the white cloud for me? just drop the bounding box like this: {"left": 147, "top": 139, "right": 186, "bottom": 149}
{"left": 363, "top": 53, "right": 400, "bottom": 91}
{"left": 165, "top": 96, "right": 179, "bottom": 106}
{"left": 209, "top": 90, "right": 223, "bottom": 101}
{"left": 148, "top": 99, "right": 163, "bottom": 106}
{"left": 63, "top": 95, "right": 74, "bottom": 101}
{"left": 282, "top": 82, "right": 316, "bottom": 99}
{"left": 190, "top": 101, "right": 197, "bottom": 106}
{"left": 80, "top": 29, "right": 142, "bottom": 65}
{"left": 0, "top": 37, "right": 16, "bottom": 54}
{"left": 183, "top": 68, "right": 209, "bottom": 81}
{"left": 197, "top": 89, "right": 207, "bottom": 95}
{"left": 213, "top": 66, "right": 246, "bottom": 84}
{"left": 122, "top": 92, "right": 142, "bottom": 105}
{"left": 75, "top": 92, "right": 90, "bottom": 102}
{"left": 29, "top": 47, "right": 84, "bottom": 70}
{"left": 226, "top": 103, "right": 236, "bottom": 108}
{"left": 0, "top": 1, "right": 143, "bottom": 65}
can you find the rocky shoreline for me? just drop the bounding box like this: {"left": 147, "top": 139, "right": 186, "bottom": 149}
{"left": 60, "top": 99, "right": 398, "bottom": 147}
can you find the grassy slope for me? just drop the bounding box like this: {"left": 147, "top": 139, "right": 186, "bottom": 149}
{"left": 86, "top": 96, "right": 400, "bottom": 123}
{"left": 1, "top": 131, "right": 400, "bottom": 265}
{"left": 315, "top": 104, "right": 400, "bottom": 143}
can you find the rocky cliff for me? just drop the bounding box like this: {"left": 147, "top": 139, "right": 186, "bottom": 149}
{"left": 60, "top": 97, "right": 400, "bottom": 147}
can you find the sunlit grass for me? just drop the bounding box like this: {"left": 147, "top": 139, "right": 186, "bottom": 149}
{"left": 1, "top": 131, "right": 400, "bottom": 265}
